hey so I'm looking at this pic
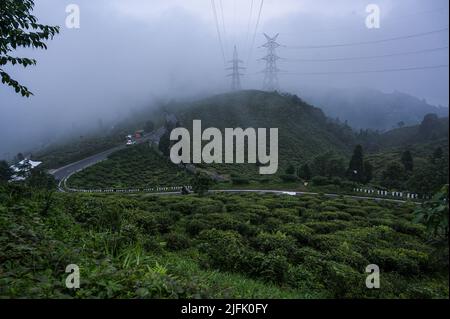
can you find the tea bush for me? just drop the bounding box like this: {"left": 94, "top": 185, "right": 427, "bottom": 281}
{"left": 0, "top": 184, "right": 448, "bottom": 299}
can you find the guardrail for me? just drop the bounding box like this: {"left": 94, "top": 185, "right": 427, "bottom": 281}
{"left": 64, "top": 185, "right": 193, "bottom": 194}
{"left": 353, "top": 188, "right": 430, "bottom": 200}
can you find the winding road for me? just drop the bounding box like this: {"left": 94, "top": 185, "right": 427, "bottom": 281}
{"left": 50, "top": 127, "right": 167, "bottom": 182}
{"left": 50, "top": 126, "right": 419, "bottom": 204}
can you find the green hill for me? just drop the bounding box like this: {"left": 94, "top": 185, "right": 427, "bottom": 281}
{"left": 168, "top": 90, "right": 354, "bottom": 179}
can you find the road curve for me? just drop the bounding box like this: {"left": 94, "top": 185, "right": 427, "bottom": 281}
{"left": 50, "top": 127, "right": 166, "bottom": 182}
{"left": 50, "top": 126, "right": 419, "bottom": 205}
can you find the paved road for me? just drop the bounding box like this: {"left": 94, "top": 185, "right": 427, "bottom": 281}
{"left": 50, "top": 123, "right": 418, "bottom": 205}
{"left": 51, "top": 127, "right": 167, "bottom": 181}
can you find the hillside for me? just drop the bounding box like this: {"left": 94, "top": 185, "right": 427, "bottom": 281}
{"left": 301, "top": 87, "right": 448, "bottom": 131}
{"left": 379, "top": 115, "right": 449, "bottom": 150}
{"left": 168, "top": 90, "right": 354, "bottom": 179}
{"left": 67, "top": 144, "right": 191, "bottom": 189}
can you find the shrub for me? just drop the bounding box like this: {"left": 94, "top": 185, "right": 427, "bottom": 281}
{"left": 311, "top": 176, "right": 330, "bottom": 186}
{"left": 304, "top": 221, "right": 349, "bottom": 234}
{"left": 369, "top": 248, "right": 429, "bottom": 274}
{"left": 253, "top": 231, "right": 297, "bottom": 255}
{"left": 232, "top": 177, "right": 250, "bottom": 185}
{"left": 279, "top": 224, "right": 314, "bottom": 244}
{"left": 280, "top": 175, "right": 299, "bottom": 183}
{"left": 130, "top": 210, "right": 158, "bottom": 235}
{"left": 198, "top": 229, "right": 247, "bottom": 272}
{"left": 247, "top": 251, "right": 289, "bottom": 283}
{"left": 315, "top": 211, "right": 353, "bottom": 221}
{"left": 164, "top": 232, "right": 190, "bottom": 251}
{"left": 185, "top": 219, "right": 209, "bottom": 237}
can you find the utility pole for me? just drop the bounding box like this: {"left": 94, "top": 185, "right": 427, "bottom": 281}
{"left": 227, "top": 45, "right": 245, "bottom": 91}
{"left": 261, "top": 33, "right": 281, "bottom": 91}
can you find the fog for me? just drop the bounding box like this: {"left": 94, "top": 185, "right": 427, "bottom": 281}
{"left": 0, "top": 0, "right": 448, "bottom": 159}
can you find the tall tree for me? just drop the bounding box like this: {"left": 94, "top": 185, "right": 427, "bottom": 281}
{"left": 347, "top": 145, "right": 365, "bottom": 183}
{"left": 0, "top": 160, "right": 13, "bottom": 182}
{"left": 401, "top": 150, "right": 414, "bottom": 172}
{"left": 298, "top": 164, "right": 312, "bottom": 181}
{"left": 158, "top": 130, "right": 171, "bottom": 157}
{"left": 0, "top": 0, "right": 59, "bottom": 97}
{"left": 363, "top": 161, "right": 373, "bottom": 184}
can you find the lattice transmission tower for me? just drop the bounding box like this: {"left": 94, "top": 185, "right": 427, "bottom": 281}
{"left": 227, "top": 46, "right": 245, "bottom": 91}
{"left": 261, "top": 33, "right": 281, "bottom": 91}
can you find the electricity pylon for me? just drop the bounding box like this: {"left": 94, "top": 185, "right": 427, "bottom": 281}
{"left": 227, "top": 45, "right": 245, "bottom": 91}
{"left": 261, "top": 33, "right": 281, "bottom": 91}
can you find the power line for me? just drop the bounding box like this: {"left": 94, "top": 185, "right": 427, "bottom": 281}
{"left": 211, "top": 0, "right": 227, "bottom": 65}
{"left": 281, "top": 6, "right": 447, "bottom": 35}
{"left": 247, "top": 0, "right": 265, "bottom": 64}
{"left": 245, "top": 0, "right": 255, "bottom": 50}
{"left": 279, "top": 64, "right": 449, "bottom": 76}
{"left": 218, "top": 0, "right": 229, "bottom": 58}
{"left": 283, "top": 46, "right": 449, "bottom": 62}
{"left": 287, "top": 27, "right": 449, "bottom": 49}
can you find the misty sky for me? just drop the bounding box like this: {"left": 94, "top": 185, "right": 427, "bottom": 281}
{"left": 0, "top": 0, "right": 449, "bottom": 158}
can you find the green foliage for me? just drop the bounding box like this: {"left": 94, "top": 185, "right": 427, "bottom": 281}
{"left": 231, "top": 177, "right": 250, "bottom": 185}
{"left": 68, "top": 144, "right": 191, "bottom": 189}
{"left": 298, "top": 163, "right": 312, "bottom": 181}
{"left": 280, "top": 174, "right": 299, "bottom": 183}
{"left": 192, "top": 173, "right": 213, "bottom": 196}
{"left": 381, "top": 162, "right": 407, "bottom": 189}
{"left": 414, "top": 185, "right": 449, "bottom": 240}
{"left": 0, "top": 160, "right": 13, "bottom": 182}
{"left": 198, "top": 229, "right": 247, "bottom": 272}
{"left": 347, "top": 145, "right": 365, "bottom": 183}
{"left": 158, "top": 130, "right": 171, "bottom": 157}
{"left": 311, "top": 176, "right": 329, "bottom": 186}
{"left": 285, "top": 164, "right": 296, "bottom": 175}
{"left": 311, "top": 152, "right": 346, "bottom": 179}
{"left": 401, "top": 150, "right": 414, "bottom": 172}
{"left": 0, "top": 184, "right": 448, "bottom": 299}
{"left": 0, "top": 0, "right": 59, "bottom": 97}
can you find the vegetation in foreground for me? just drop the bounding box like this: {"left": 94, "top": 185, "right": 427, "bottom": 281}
{"left": 1, "top": 180, "right": 448, "bottom": 299}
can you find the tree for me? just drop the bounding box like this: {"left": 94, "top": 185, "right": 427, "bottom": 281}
{"left": 158, "top": 130, "right": 171, "bottom": 157}
{"left": 414, "top": 185, "right": 449, "bottom": 240}
{"left": 1, "top": 0, "right": 60, "bottom": 97}
{"left": 312, "top": 152, "right": 346, "bottom": 179}
{"left": 397, "top": 121, "right": 405, "bottom": 128}
{"left": 298, "top": 164, "right": 312, "bottom": 181}
{"left": 0, "top": 160, "right": 13, "bottom": 182}
{"left": 347, "top": 145, "right": 365, "bottom": 183}
{"left": 27, "top": 168, "right": 57, "bottom": 190}
{"left": 285, "top": 164, "right": 295, "bottom": 175}
{"left": 381, "top": 162, "right": 406, "bottom": 189}
{"left": 192, "top": 172, "right": 213, "bottom": 197}
{"left": 419, "top": 114, "right": 440, "bottom": 140}
{"left": 363, "top": 161, "right": 373, "bottom": 184}
{"left": 401, "top": 150, "right": 414, "bottom": 172}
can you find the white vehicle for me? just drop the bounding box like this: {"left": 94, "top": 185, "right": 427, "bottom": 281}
{"left": 126, "top": 140, "right": 137, "bottom": 146}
